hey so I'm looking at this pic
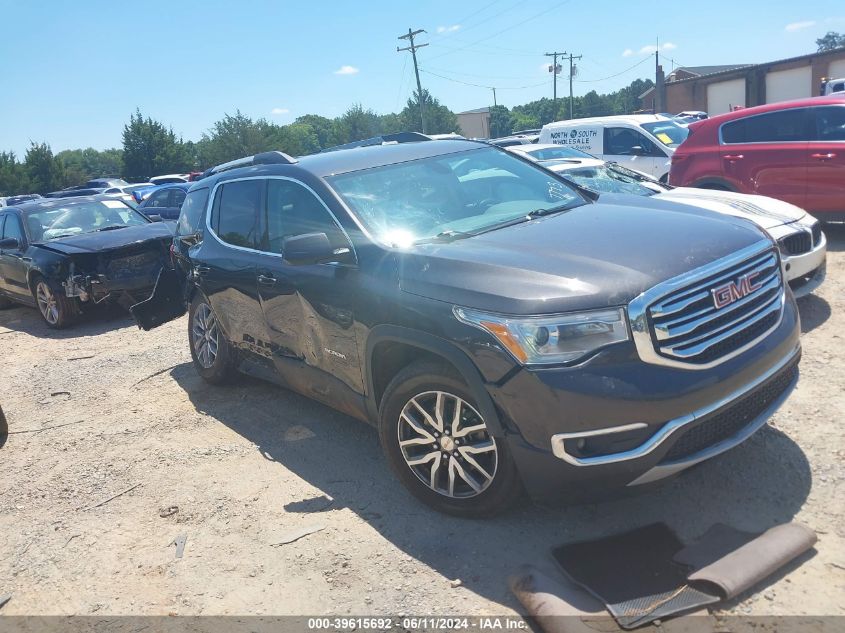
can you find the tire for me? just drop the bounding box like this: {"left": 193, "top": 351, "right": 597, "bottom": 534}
{"left": 378, "top": 361, "right": 523, "bottom": 517}
{"left": 0, "top": 295, "right": 14, "bottom": 310}
{"left": 188, "top": 293, "right": 237, "bottom": 384}
{"left": 31, "top": 275, "right": 77, "bottom": 329}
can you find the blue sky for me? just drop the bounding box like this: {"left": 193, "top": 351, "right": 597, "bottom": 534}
{"left": 1, "top": 0, "right": 843, "bottom": 155}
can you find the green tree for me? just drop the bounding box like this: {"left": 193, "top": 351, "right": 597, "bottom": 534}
{"left": 272, "top": 123, "right": 321, "bottom": 156}
{"left": 400, "top": 90, "right": 460, "bottom": 135}
{"left": 25, "top": 142, "right": 63, "bottom": 194}
{"left": 122, "top": 110, "right": 192, "bottom": 181}
{"left": 198, "top": 111, "right": 279, "bottom": 166}
{"left": 0, "top": 152, "right": 29, "bottom": 195}
{"left": 816, "top": 31, "right": 845, "bottom": 52}
{"left": 488, "top": 105, "right": 513, "bottom": 137}
{"left": 336, "top": 104, "right": 381, "bottom": 143}
{"left": 294, "top": 114, "right": 341, "bottom": 149}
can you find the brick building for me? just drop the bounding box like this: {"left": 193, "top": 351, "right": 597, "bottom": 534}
{"left": 640, "top": 47, "right": 845, "bottom": 115}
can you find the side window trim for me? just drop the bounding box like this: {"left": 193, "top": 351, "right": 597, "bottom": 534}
{"left": 205, "top": 176, "right": 357, "bottom": 262}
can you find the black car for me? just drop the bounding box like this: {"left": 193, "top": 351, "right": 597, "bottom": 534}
{"left": 137, "top": 182, "right": 190, "bottom": 220}
{"left": 0, "top": 196, "right": 173, "bottom": 328}
{"left": 133, "top": 139, "right": 800, "bottom": 517}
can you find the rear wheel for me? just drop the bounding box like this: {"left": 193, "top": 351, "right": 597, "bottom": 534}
{"left": 32, "top": 276, "right": 77, "bottom": 329}
{"left": 188, "top": 294, "right": 236, "bottom": 384}
{"left": 379, "top": 361, "right": 523, "bottom": 517}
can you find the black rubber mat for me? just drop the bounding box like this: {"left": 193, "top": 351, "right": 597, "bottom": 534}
{"left": 551, "top": 523, "right": 720, "bottom": 629}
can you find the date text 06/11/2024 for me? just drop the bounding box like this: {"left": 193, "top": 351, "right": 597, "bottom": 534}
{"left": 306, "top": 617, "right": 528, "bottom": 630}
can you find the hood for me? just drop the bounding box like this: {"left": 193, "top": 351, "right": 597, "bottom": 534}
{"left": 399, "top": 201, "right": 770, "bottom": 314}
{"left": 32, "top": 222, "right": 174, "bottom": 255}
{"left": 655, "top": 187, "right": 806, "bottom": 230}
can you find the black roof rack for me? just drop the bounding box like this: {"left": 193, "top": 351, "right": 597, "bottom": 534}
{"left": 202, "top": 150, "right": 298, "bottom": 178}
{"left": 320, "top": 131, "right": 431, "bottom": 153}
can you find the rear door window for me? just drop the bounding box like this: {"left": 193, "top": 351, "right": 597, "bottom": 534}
{"left": 721, "top": 108, "right": 811, "bottom": 143}
{"left": 812, "top": 105, "right": 845, "bottom": 141}
{"left": 171, "top": 189, "right": 187, "bottom": 208}
{"left": 145, "top": 189, "right": 172, "bottom": 208}
{"left": 212, "top": 180, "right": 262, "bottom": 249}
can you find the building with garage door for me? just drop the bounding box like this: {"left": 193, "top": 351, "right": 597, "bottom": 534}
{"left": 640, "top": 47, "right": 845, "bottom": 115}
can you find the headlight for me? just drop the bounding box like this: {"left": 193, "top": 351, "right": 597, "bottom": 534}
{"left": 454, "top": 306, "right": 629, "bottom": 365}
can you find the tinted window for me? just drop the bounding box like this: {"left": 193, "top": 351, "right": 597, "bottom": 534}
{"left": 214, "top": 180, "right": 261, "bottom": 248}
{"left": 603, "top": 127, "right": 663, "bottom": 156}
{"left": 171, "top": 189, "right": 187, "bottom": 208}
{"left": 4, "top": 215, "right": 24, "bottom": 243}
{"left": 721, "top": 108, "right": 810, "bottom": 143}
{"left": 145, "top": 189, "right": 171, "bottom": 208}
{"left": 176, "top": 188, "right": 209, "bottom": 237}
{"left": 263, "top": 180, "right": 346, "bottom": 255}
{"left": 813, "top": 106, "right": 845, "bottom": 141}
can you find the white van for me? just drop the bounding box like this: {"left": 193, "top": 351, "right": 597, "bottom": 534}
{"left": 538, "top": 114, "right": 688, "bottom": 181}
{"left": 822, "top": 77, "right": 845, "bottom": 95}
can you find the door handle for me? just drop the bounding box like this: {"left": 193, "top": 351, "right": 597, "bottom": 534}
{"left": 257, "top": 273, "right": 277, "bottom": 286}
{"left": 194, "top": 265, "right": 210, "bottom": 276}
{"left": 810, "top": 152, "right": 836, "bottom": 160}
{"left": 723, "top": 154, "right": 744, "bottom": 161}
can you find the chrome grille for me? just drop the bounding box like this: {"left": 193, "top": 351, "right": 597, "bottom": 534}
{"left": 629, "top": 243, "right": 785, "bottom": 369}
{"left": 811, "top": 221, "right": 822, "bottom": 247}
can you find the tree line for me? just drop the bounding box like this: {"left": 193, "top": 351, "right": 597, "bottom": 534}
{"left": 1, "top": 79, "right": 653, "bottom": 195}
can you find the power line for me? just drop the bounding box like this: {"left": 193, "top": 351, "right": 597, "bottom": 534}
{"left": 425, "top": 0, "right": 570, "bottom": 62}
{"left": 420, "top": 67, "right": 549, "bottom": 90}
{"left": 421, "top": 65, "right": 537, "bottom": 81}
{"left": 397, "top": 28, "right": 429, "bottom": 133}
{"left": 574, "top": 55, "right": 652, "bottom": 83}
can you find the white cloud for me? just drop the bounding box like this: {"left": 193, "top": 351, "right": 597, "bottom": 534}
{"left": 436, "top": 24, "right": 461, "bottom": 34}
{"left": 333, "top": 65, "right": 360, "bottom": 75}
{"left": 634, "top": 42, "right": 677, "bottom": 55}
{"left": 270, "top": 107, "right": 290, "bottom": 116}
{"left": 785, "top": 20, "right": 816, "bottom": 31}
{"left": 663, "top": 42, "right": 677, "bottom": 50}
{"left": 622, "top": 48, "right": 634, "bottom": 57}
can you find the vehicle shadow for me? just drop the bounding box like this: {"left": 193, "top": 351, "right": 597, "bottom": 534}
{"left": 822, "top": 222, "right": 845, "bottom": 252}
{"left": 0, "top": 303, "right": 136, "bottom": 339}
{"left": 170, "top": 364, "right": 812, "bottom": 612}
{"left": 796, "top": 294, "right": 831, "bottom": 334}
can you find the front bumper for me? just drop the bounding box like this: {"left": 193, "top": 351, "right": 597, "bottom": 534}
{"left": 782, "top": 231, "right": 826, "bottom": 298}
{"left": 489, "top": 295, "right": 801, "bottom": 500}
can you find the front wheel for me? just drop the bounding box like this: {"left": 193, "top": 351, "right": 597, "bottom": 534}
{"left": 379, "top": 361, "right": 523, "bottom": 517}
{"left": 188, "top": 294, "right": 236, "bottom": 384}
{"left": 32, "top": 276, "right": 77, "bottom": 329}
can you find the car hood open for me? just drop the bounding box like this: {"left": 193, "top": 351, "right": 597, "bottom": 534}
{"left": 32, "top": 222, "right": 174, "bottom": 255}
{"left": 399, "top": 201, "right": 770, "bottom": 314}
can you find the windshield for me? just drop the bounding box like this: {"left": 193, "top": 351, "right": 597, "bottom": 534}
{"left": 641, "top": 120, "right": 689, "bottom": 148}
{"left": 328, "top": 147, "right": 585, "bottom": 244}
{"left": 25, "top": 200, "right": 148, "bottom": 241}
{"left": 526, "top": 146, "right": 594, "bottom": 160}
{"left": 560, "top": 164, "right": 659, "bottom": 197}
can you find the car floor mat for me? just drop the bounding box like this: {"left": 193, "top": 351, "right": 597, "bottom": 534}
{"left": 551, "top": 523, "right": 720, "bottom": 629}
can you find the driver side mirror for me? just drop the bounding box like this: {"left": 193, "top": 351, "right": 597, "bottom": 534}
{"left": 630, "top": 145, "right": 646, "bottom": 156}
{"left": 147, "top": 214, "right": 164, "bottom": 222}
{"left": 0, "top": 237, "right": 20, "bottom": 250}
{"left": 283, "top": 232, "right": 353, "bottom": 266}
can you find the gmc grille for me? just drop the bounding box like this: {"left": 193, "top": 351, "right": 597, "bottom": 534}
{"left": 647, "top": 248, "right": 784, "bottom": 366}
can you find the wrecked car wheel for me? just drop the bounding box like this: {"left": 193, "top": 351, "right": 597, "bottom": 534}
{"left": 188, "top": 294, "right": 236, "bottom": 384}
{"left": 379, "top": 361, "right": 523, "bottom": 518}
{"left": 32, "top": 276, "right": 77, "bottom": 329}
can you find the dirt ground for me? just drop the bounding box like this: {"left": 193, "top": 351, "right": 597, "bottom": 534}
{"left": 1, "top": 225, "right": 843, "bottom": 619}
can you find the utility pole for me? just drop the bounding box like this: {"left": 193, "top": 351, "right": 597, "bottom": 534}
{"left": 545, "top": 51, "right": 564, "bottom": 102}
{"left": 398, "top": 28, "right": 429, "bottom": 133}
{"left": 565, "top": 52, "right": 582, "bottom": 119}
{"left": 491, "top": 87, "right": 497, "bottom": 107}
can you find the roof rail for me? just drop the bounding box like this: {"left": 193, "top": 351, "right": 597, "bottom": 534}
{"left": 320, "top": 131, "right": 431, "bottom": 153}
{"left": 205, "top": 150, "right": 298, "bottom": 177}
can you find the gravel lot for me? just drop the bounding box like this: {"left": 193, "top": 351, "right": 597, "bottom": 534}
{"left": 1, "top": 224, "right": 843, "bottom": 618}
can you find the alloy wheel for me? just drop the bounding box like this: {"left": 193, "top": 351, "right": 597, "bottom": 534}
{"left": 36, "top": 282, "right": 59, "bottom": 325}
{"left": 397, "top": 391, "right": 498, "bottom": 498}
{"left": 192, "top": 303, "right": 219, "bottom": 369}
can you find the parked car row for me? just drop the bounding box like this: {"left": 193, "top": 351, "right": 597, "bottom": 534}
{"left": 0, "top": 122, "right": 829, "bottom": 517}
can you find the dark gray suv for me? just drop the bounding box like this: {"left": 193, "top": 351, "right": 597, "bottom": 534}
{"left": 132, "top": 137, "right": 801, "bottom": 517}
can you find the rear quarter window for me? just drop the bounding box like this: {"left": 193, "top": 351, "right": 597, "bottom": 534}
{"left": 176, "top": 188, "right": 209, "bottom": 237}
{"left": 211, "top": 180, "right": 261, "bottom": 248}
{"left": 721, "top": 108, "right": 810, "bottom": 144}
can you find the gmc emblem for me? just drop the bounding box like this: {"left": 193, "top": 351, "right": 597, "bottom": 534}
{"left": 711, "top": 272, "right": 762, "bottom": 309}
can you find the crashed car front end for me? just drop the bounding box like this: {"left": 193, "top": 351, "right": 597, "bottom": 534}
{"left": 60, "top": 240, "right": 172, "bottom": 310}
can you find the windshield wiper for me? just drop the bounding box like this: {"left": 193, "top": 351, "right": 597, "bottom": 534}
{"left": 418, "top": 230, "right": 474, "bottom": 244}
{"left": 526, "top": 203, "right": 575, "bottom": 218}
{"left": 95, "top": 225, "right": 129, "bottom": 232}
{"left": 472, "top": 202, "right": 580, "bottom": 237}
